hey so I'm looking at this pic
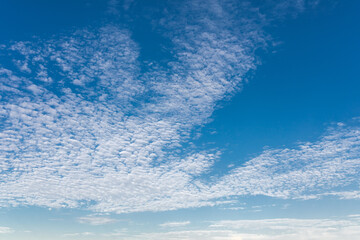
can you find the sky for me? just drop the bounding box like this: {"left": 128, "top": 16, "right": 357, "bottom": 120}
{"left": 0, "top": 0, "right": 360, "bottom": 239}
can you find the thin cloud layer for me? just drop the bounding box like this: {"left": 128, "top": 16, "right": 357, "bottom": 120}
{"left": 0, "top": 226, "right": 13, "bottom": 234}
{"left": 0, "top": 0, "right": 359, "bottom": 214}
{"left": 78, "top": 215, "right": 117, "bottom": 225}
{"left": 159, "top": 221, "right": 191, "bottom": 228}
{"left": 92, "top": 215, "right": 360, "bottom": 240}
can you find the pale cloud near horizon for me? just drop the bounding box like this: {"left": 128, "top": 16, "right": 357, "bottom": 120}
{"left": 63, "top": 232, "right": 94, "bottom": 237}
{"left": 1, "top": 0, "right": 359, "bottom": 215}
{"left": 119, "top": 215, "right": 360, "bottom": 240}
{"left": 0, "top": 226, "right": 14, "bottom": 234}
{"left": 77, "top": 215, "right": 117, "bottom": 225}
{"left": 159, "top": 221, "right": 191, "bottom": 228}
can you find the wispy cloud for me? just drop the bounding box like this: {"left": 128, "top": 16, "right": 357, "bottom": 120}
{"left": 0, "top": 226, "right": 13, "bottom": 234}
{"left": 77, "top": 215, "right": 117, "bottom": 225}
{"left": 119, "top": 215, "right": 360, "bottom": 240}
{"left": 107, "top": 0, "right": 120, "bottom": 15}
{"left": 212, "top": 122, "right": 360, "bottom": 200}
{"left": 208, "top": 216, "right": 360, "bottom": 240}
{"left": 159, "top": 221, "right": 191, "bottom": 228}
{"left": 63, "top": 232, "right": 94, "bottom": 237}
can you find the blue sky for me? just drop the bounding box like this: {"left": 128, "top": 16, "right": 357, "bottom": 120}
{"left": 0, "top": 0, "right": 360, "bottom": 239}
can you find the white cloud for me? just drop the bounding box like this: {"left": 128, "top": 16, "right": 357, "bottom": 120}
{"left": 0, "top": 226, "right": 13, "bottom": 234}
{"left": 120, "top": 215, "right": 360, "bottom": 240}
{"left": 0, "top": 0, "right": 262, "bottom": 213}
{"left": 211, "top": 124, "right": 360, "bottom": 200}
{"left": 207, "top": 216, "right": 360, "bottom": 240}
{"left": 63, "top": 232, "right": 94, "bottom": 237}
{"left": 0, "top": 0, "right": 358, "bottom": 215}
{"left": 77, "top": 216, "right": 117, "bottom": 225}
{"left": 125, "top": 230, "right": 241, "bottom": 240}
{"left": 107, "top": 0, "right": 120, "bottom": 14}
{"left": 320, "top": 191, "right": 360, "bottom": 200}
{"left": 159, "top": 221, "right": 191, "bottom": 228}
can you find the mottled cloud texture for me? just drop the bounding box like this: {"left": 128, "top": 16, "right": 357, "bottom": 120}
{"left": 1, "top": 0, "right": 359, "bottom": 214}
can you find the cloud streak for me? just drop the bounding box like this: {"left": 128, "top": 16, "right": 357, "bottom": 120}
{"left": 77, "top": 215, "right": 117, "bottom": 225}
{"left": 97, "top": 215, "right": 360, "bottom": 240}
{"left": 0, "top": 226, "right": 13, "bottom": 234}
{"left": 159, "top": 221, "right": 191, "bottom": 228}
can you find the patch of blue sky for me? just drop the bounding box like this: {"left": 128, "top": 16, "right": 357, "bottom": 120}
{"left": 195, "top": 0, "right": 360, "bottom": 173}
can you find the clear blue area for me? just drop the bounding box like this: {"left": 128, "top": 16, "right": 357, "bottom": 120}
{"left": 196, "top": 0, "right": 360, "bottom": 171}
